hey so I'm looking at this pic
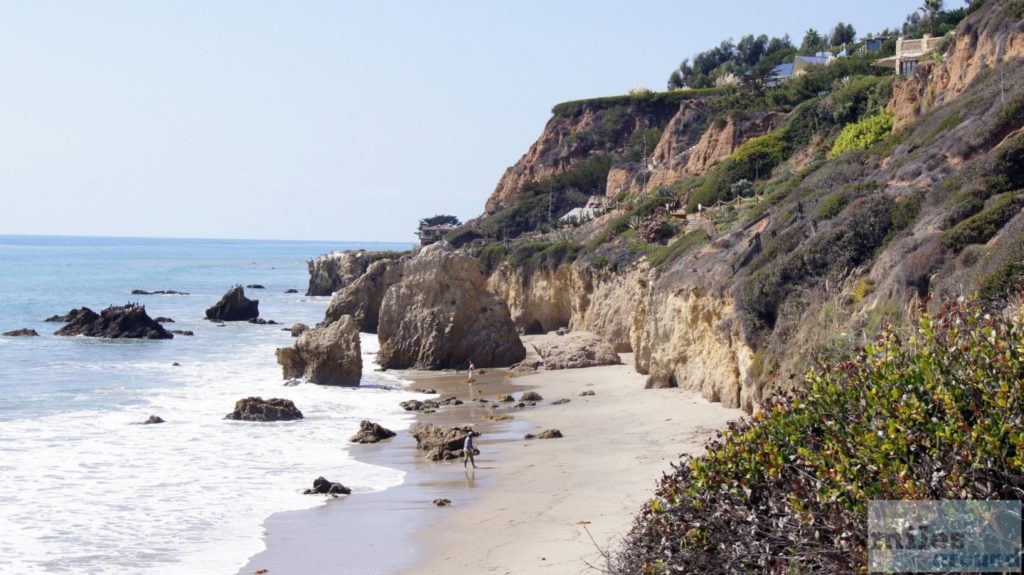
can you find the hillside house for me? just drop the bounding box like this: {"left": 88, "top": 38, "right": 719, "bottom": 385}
{"left": 873, "top": 34, "right": 945, "bottom": 76}
{"left": 861, "top": 35, "right": 893, "bottom": 53}
{"left": 769, "top": 51, "right": 837, "bottom": 86}
{"left": 417, "top": 223, "right": 458, "bottom": 246}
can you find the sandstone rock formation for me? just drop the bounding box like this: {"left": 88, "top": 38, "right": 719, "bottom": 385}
{"left": 683, "top": 112, "right": 786, "bottom": 176}
{"left": 409, "top": 423, "right": 478, "bottom": 461}
{"left": 531, "top": 331, "right": 621, "bottom": 370}
{"left": 349, "top": 420, "right": 396, "bottom": 443}
{"left": 306, "top": 251, "right": 371, "bottom": 296}
{"left": 303, "top": 476, "right": 350, "bottom": 495}
{"left": 205, "top": 286, "right": 259, "bottom": 322}
{"left": 325, "top": 257, "right": 405, "bottom": 332}
{"left": 55, "top": 304, "right": 173, "bottom": 339}
{"left": 377, "top": 244, "right": 525, "bottom": 369}
{"left": 289, "top": 323, "right": 309, "bottom": 337}
{"left": 2, "top": 328, "right": 39, "bottom": 337}
{"left": 275, "top": 315, "right": 362, "bottom": 386}
{"left": 224, "top": 397, "right": 303, "bottom": 421}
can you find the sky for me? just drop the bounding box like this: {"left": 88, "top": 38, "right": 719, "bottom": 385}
{"left": 0, "top": 0, "right": 923, "bottom": 243}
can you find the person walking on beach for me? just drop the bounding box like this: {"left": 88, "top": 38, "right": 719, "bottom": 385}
{"left": 463, "top": 430, "right": 477, "bottom": 469}
{"left": 467, "top": 361, "right": 475, "bottom": 383}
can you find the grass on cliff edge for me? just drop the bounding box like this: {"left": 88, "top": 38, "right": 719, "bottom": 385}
{"left": 612, "top": 298, "right": 1024, "bottom": 575}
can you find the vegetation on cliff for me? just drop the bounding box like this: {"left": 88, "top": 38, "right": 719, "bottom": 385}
{"left": 613, "top": 299, "right": 1024, "bottom": 574}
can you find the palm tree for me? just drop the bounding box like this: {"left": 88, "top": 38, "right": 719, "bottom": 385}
{"left": 920, "top": 0, "right": 944, "bottom": 35}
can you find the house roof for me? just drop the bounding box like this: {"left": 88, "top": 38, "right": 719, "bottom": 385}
{"left": 796, "top": 54, "right": 831, "bottom": 66}
{"left": 771, "top": 63, "right": 794, "bottom": 78}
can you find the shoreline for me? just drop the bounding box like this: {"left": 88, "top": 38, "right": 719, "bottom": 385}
{"left": 239, "top": 352, "right": 745, "bottom": 575}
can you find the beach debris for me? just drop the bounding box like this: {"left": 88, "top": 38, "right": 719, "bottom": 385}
{"left": 276, "top": 316, "right": 362, "bottom": 386}
{"left": 224, "top": 397, "right": 303, "bottom": 422}
{"left": 154, "top": 317, "right": 175, "bottom": 323}
{"left": 143, "top": 415, "right": 165, "bottom": 424}
{"left": 169, "top": 330, "right": 194, "bottom": 336}
{"left": 2, "top": 328, "right": 39, "bottom": 337}
{"left": 482, "top": 413, "right": 513, "bottom": 422}
{"left": 131, "top": 289, "right": 189, "bottom": 295}
{"left": 433, "top": 498, "right": 452, "bottom": 507}
{"left": 537, "top": 429, "right": 563, "bottom": 439}
{"left": 530, "top": 331, "right": 621, "bottom": 370}
{"left": 303, "top": 476, "right": 350, "bottom": 496}
{"left": 245, "top": 284, "right": 266, "bottom": 289}
{"left": 349, "top": 420, "right": 397, "bottom": 444}
{"left": 289, "top": 323, "right": 309, "bottom": 337}
{"left": 520, "top": 391, "right": 543, "bottom": 402}
{"left": 205, "top": 285, "right": 259, "bottom": 322}
{"left": 579, "top": 390, "right": 596, "bottom": 396}
{"left": 551, "top": 398, "right": 571, "bottom": 405}
{"left": 54, "top": 304, "right": 173, "bottom": 340}
{"left": 410, "top": 423, "right": 479, "bottom": 461}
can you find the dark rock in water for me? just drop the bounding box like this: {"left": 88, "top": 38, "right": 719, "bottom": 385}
{"left": 172, "top": 362, "right": 181, "bottom": 366}
{"left": 3, "top": 328, "right": 39, "bottom": 337}
{"left": 283, "top": 378, "right": 301, "bottom": 386}
{"left": 155, "top": 317, "right": 175, "bottom": 323}
{"left": 246, "top": 284, "right": 266, "bottom": 289}
{"left": 551, "top": 398, "right": 570, "bottom": 405}
{"left": 143, "top": 415, "right": 165, "bottom": 424}
{"left": 284, "top": 288, "right": 299, "bottom": 294}
{"left": 54, "top": 304, "right": 173, "bottom": 339}
{"left": 412, "top": 387, "right": 437, "bottom": 394}
{"left": 579, "top": 390, "right": 596, "bottom": 397}
{"left": 410, "top": 423, "right": 479, "bottom": 461}
{"left": 170, "top": 330, "right": 194, "bottom": 336}
{"left": 247, "top": 317, "right": 278, "bottom": 325}
{"left": 537, "top": 429, "right": 563, "bottom": 439}
{"left": 224, "top": 397, "right": 303, "bottom": 421}
{"left": 132, "top": 289, "right": 189, "bottom": 295}
{"left": 290, "top": 323, "right": 309, "bottom": 337}
{"left": 524, "top": 433, "right": 535, "bottom": 439}
{"left": 400, "top": 399, "right": 430, "bottom": 412}
{"left": 276, "top": 317, "right": 362, "bottom": 386}
{"left": 45, "top": 308, "right": 88, "bottom": 322}
{"left": 437, "top": 396, "right": 463, "bottom": 406}
{"left": 303, "top": 476, "right": 351, "bottom": 495}
{"left": 205, "top": 286, "right": 259, "bottom": 321}
{"left": 349, "top": 420, "right": 397, "bottom": 444}
{"left": 520, "top": 391, "right": 543, "bottom": 402}
{"left": 433, "top": 498, "right": 452, "bottom": 507}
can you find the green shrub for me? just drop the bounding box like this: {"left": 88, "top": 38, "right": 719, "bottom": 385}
{"left": 506, "top": 239, "right": 582, "bottom": 272}
{"left": 444, "top": 227, "right": 483, "bottom": 248}
{"left": 979, "top": 237, "right": 1024, "bottom": 304}
{"left": 551, "top": 88, "right": 727, "bottom": 118}
{"left": 613, "top": 300, "right": 1024, "bottom": 574}
{"left": 646, "top": 229, "right": 710, "bottom": 268}
{"left": 689, "top": 130, "right": 790, "bottom": 211}
{"left": 941, "top": 192, "right": 1022, "bottom": 252}
{"left": 829, "top": 111, "right": 894, "bottom": 158}
{"left": 477, "top": 244, "right": 508, "bottom": 275}
{"left": 816, "top": 191, "right": 848, "bottom": 219}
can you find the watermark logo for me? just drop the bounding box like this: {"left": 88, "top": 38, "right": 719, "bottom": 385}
{"left": 869, "top": 500, "right": 1021, "bottom": 573}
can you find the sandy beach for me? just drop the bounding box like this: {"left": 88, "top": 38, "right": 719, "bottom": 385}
{"left": 240, "top": 353, "right": 744, "bottom": 575}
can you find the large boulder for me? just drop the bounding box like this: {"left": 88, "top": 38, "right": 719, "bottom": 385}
{"left": 3, "top": 328, "right": 39, "bottom": 337}
{"left": 303, "top": 476, "right": 351, "bottom": 495}
{"left": 224, "top": 397, "right": 303, "bottom": 421}
{"left": 306, "top": 251, "right": 371, "bottom": 296}
{"left": 409, "top": 423, "right": 478, "bottom": 461}
{"left": 531, "top": 331, "right": 621, "bottom": 370}
{"left": 377, "top": 244, "right": 525, "bottom": 369}
{"left": 275, "top": 315, "right": 362, "bottom": 385}
{"left": 54, "top": 304, "right": 173, "bottom": 339}
{"left": 205, "top": 286, "right": 259, "bottom": 321}
{"left": 349, "top": 420, "right": 397, "bottom": 443}
{"left": 325, "top": 257, "right": 405, "bottom": 332}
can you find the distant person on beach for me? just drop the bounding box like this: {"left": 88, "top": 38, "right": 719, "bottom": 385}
{"left": 467, "top": 361, "right": 475, "bottom": 383}
{"left": 463, "top": 431, "right": 477, "bottom": 469}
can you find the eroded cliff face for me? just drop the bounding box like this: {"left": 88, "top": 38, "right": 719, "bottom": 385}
{"left": 306, "top": 251, "right": 370, "bottom": 296}
{"left": 891, "top": 4, "right": 1024, "bottom": 130}
{"left": 684, "top": 112, "right": 786, "bottom": 176}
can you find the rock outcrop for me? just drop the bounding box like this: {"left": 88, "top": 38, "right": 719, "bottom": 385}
{"left": 131, "top": 289, "right": 188, "bottom": 295}
{"left": 45, "top": 308, "right": 88, "bottom": 322}
{"left": 306, "top": 251, "right": 371, "bottom": 296}
{"left": 349, "top": 420, "right": 397, "bottom": 443}
{"left": 890, "top": 8, "right": 1024, "bottom": 130}
{"left": 325, "top": 257, "right": 405, "bottom": 332}
{"left": 205, "top": 286, "right": 259, "bottom": 321}
{"left": 224, "top": 397, "right": 303, "bottom": 421}
{"left": 54, "top": 304, "right": 173, "bottom": 339}
{"left": 410, "top": 423, "right": 478, "bottom": 461}
{"left": 275, "top": 315, "right": 362, "bottom": 386}
{"left": 683, "top": 112, "right": 786, "bottom": 176}
{"left": 142, "top": 415, "right": 165, "bottom": 424}
{"left": 531, "top": 331, "right": 621, "bottom": 370}
{"left": 289, "top": 323, "right": 309, "bottom": 337}
{"left": 3, "top": 328, "right": 39, "bottom": 337}
{"left": 303, "top": 476, "right": 351, "bottom": 495}
{"left": 377, "top": 244, "right": 525, "bottom": 369}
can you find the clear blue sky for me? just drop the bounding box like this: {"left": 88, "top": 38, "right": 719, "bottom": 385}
{"left": 0, "top": 0, "right": 922, "bottom": 243}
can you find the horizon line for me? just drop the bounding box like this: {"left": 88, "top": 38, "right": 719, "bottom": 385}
{"left": 0, "top": 232, "right": 416, "bottom": 246}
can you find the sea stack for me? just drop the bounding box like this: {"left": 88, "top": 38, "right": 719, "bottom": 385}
{"left": 205, "top": 286, "right": 259, "bottom": 321}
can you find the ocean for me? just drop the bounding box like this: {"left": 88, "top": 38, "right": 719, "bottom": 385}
{"left": 0, "top": 235, "right": 419, "bottom": 574}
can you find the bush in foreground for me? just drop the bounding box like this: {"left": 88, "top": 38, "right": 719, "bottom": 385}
{"left": 613, "top": 298, "right": 1024, "bottom": 574}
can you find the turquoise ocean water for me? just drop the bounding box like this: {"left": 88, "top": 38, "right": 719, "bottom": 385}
{"left": 0, "top": 235, "right": 420, "bottom": 574}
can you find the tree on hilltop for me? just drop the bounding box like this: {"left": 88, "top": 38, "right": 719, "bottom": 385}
{"left": 800, "top": 28, "right": 826, "bottom": 52}
{"left": 829, "top": 22, "right": 856, "bottom": 46}
{"left": 418, "top": 214, "right": 461, "bottom": 227}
